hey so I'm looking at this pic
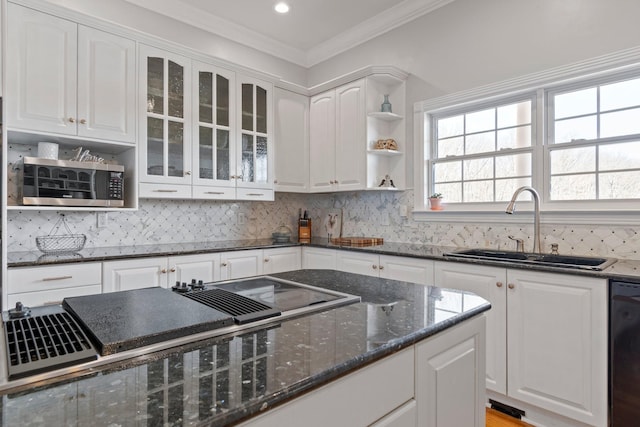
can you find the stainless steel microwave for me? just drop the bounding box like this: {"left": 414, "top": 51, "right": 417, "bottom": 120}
{"left": 21, "top": 156, "right": 124, "bottom": 207}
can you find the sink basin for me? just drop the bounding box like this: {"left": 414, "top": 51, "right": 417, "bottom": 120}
{"left": 444, "top": 249, "right": 616, "bottom": 271}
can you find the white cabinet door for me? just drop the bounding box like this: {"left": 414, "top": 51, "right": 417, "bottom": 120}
{"left": 103, "top": 257, "right": 169, "bottom": 292}
{"left": 220, "top": 250, "right": 264, "bottom": 280}
{"left": 301, "top": 247, "right": 337, "bottom": 270}
{"left": 191, "top": 60, "right": 236, "bottom": 198}
{"left": 236, "top": 75, "right": 274, "bottom": 196}
{"left": 6, "top": 4, "right": 77, "bottom": 135}
{"left": 506, "top": 270, "right": 607, "bottom": 427}
{"left": 434, "top": 261, "right": 507, "bottom": 394}
{"left": 263, "top": 247, "right": 301, "bottom": 274}
{"left": 379, "top": 255, "right": 434, "bottom": 286}
{"left": 139, "top": 44, "right": 192, "bottom": 187}
{"left": 334, "top": 79, "right": 366, "bottom": 191}
{"left": 168, "top": 253, "right": 221, "bottom": 285}
{"left": 77, "top": 26, "right": 136, "bottom": 142}
{"left": 274, "top": 88, "right": 309, "bottom": 192}
{"left": 309, "top": 91, "right": 336, "bottom": 192}
{"left": 416, "top": 315, "right": 486, "bottom": 427}
{"left": 336, "top": 251, "right": 379, "bottom": 277}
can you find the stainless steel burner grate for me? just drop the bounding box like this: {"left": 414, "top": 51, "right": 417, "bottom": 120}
{"left": 182, "top": 288, "right": 281, "bottom": 324}
{"left": 4, "top": 312, "right": 98, "bottom": 379}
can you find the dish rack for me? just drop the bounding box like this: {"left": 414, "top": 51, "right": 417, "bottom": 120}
{"left": 35, "top": 215, "right": 86, "bottom": 254}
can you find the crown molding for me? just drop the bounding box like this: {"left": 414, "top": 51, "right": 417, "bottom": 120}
{"left": 121, "top": 0, "right": 454, "bottom": 68}
{"left": 307, "top": 0, "right": 456, "bottom": 67}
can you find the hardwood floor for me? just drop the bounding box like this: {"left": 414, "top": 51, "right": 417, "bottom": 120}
{"left": 486, "top": 408, "right": 533, "bottom": 427}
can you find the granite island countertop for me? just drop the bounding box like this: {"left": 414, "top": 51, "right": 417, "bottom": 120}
{"left": 7, "top": 237, "right": 640, "bottom": 281}
{"left": 0, "top": 270, "right": 490, "bottom": 426}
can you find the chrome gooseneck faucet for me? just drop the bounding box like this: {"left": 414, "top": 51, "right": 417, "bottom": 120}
{"left": 505, "top": 186, "right": 542, "bottom": 254}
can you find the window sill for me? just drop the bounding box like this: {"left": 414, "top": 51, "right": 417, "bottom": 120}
{"left": 412, "top": 208, "right": 640, "bottom": 225}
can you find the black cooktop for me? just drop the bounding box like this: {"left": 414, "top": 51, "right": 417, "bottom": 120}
{"left": 63, "top": 287, "right": 234, "bottom": 355}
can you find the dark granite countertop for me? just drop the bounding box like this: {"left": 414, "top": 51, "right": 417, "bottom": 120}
{"left": 7, "top": 237, "right": 640, "bottom": 281}
{"left": 0, "top": 270, "right": 490, "bottom": 426}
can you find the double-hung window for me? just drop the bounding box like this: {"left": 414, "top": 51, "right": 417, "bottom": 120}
{"left": 423, "top": 71, "right": 640, "bottom": 215}
{"left": 430, "top": 96, "right": 535, "bottom": 205}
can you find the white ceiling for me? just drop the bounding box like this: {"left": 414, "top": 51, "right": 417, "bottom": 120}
{"left": 123, "top": 0, "right": 455, "bottom": 67}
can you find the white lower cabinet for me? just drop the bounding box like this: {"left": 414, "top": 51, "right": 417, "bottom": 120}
{"left": 263, "top": 246, "right": 301, "bottom": 275}
{"left": 337, "top": 251, "right": 434, "bottom": 285}
{"left": 220, "top": 249, "right": 264, "bottom": 281}
{"left": 435, "top": 261, "right": 607, "bottom": 427}
{"left": 240, "top": 314, "right": 485, "bottom": 427}
{"left": 6, "top": 263, "right": 102, "bottom": 307}
{"left": 301, "top": 247, "right": 337, "bottom": 269}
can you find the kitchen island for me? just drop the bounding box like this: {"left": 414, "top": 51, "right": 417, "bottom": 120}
{"left": 0, "top": 270, "right": 489, "bottom": 426}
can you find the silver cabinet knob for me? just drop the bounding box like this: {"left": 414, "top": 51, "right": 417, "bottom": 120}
{"left": 508, "top": 283, "right": 515, "bottom": 289}
{"left": 80, "top": 119, "right": 87, "bottom": 124}
{"left": 379, "top": 265, "right": 384, "bottom": 270}
{"left": 497, "top": 282, "right": 503, "bottom": 288}
{"left": 68, "top": 117, "right": 75, "bottom": 123}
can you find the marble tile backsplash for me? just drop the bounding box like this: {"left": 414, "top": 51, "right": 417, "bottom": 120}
{"left": 6, "top": 190, "right": 640, "bottom": 259}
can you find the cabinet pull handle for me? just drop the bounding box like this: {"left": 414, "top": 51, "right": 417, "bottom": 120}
{"left": 378, "top": 265, "right": 384, "bottom": 270}
{"left": 170, "top": 268, "right": 176, "bottom": 273}
{"left": 334, "top": 180, "right": 339, "bottom": 184}
{"left": 205, "top": 191, "right": 225, "bottom": 195}
{"left": 184, "top": 171, "right": 191, "bottom": 176}
{"left": 372, "top": 265, "right": 378, "bottom": 270}
{"left": 221, "top": 262, "right": 228, "bottom": 267}
{"left": 508, "top": 283, "right": 515, "bottom": 289}
{"left": 42, "top": 275, "right": 72, "bottom": 281}
{"left": 274, "top": 179, "right": 278, "bottom": 184}
{"left": 80, "top": 119, "right": 87, "bottom": 124}
{"left": 68, "top": 117, "right": 75, "bottom": 123}
{"left": 43, "top": 301, "right": 63, "bottom": 306}
{"left": 496, "top": 282, "right": 503, "bottom": 288}
{"left": 154, "top": 189, "right": 178, "bottom": 193}
{"left": 161, "top": 269, "right": 167, "bottom": 274}
{"left": 264, "top": 258, "right": 270, "bottom": 263}
{"left": 246, "top": 193, "right": 264, "bottom": 197}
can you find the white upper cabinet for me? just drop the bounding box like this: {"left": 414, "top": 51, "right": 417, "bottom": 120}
{"left": 138, "top": 44, "right": 192, "bottom": 196}
{"left": 191, "top": 60, "right": 237, "bottom": 200}
{"left": 310, "top": 79, "right": 366, "bottom": 192}
{"left": 274, "top": 88, "right": 309, "bottom": 193}
{"left": 6, "top": 4, "right": 136, "bottom": 143}
{"left": 235, "top": 75, "right": 274, "bottom": 200}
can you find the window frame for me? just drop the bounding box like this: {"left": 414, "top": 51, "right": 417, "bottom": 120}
{"left": 414, "top": 65, "right": 640, "bottom": 224}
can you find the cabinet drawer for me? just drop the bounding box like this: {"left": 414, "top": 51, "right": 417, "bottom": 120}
{"left": 236, "top": 188, "right": 274, "bottom": 201}
{"left": 139, "top": 183, "right": 192, "bottom": 199}
{"left": 8, "top": 285, "right": 102, "bottom": 308}
{"left": 7, "top": 263, "right": 102, "bottom": 294}
{"left": 192, "top": 186, "right": 235, "bottom": 200}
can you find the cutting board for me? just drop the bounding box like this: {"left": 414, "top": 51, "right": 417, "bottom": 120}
{"left": 63, "top": 287, "right": 234, "bottom": 355}
{"left": 330, "top": 237, "right": 384, "bottom": 247}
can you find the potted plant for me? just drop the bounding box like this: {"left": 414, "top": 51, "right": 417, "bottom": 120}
{"left": 429, "top": 193, "right": 443, "bottom": 210}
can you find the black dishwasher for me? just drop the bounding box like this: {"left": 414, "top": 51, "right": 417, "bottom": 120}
{"left": 610, "top": 280, "right": 640, "bottom": 426}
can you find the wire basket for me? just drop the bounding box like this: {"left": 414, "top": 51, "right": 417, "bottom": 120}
{"left": 35, "top": 215, "right": 87, "bottom": 254}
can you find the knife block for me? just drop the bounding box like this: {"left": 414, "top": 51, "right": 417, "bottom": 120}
{"left": 298, "top": 218, "right": 311, "bottom": 243}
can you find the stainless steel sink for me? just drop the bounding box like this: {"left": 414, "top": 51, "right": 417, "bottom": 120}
{"left": 444, "top": 249, "right": 617, "bottom": 271}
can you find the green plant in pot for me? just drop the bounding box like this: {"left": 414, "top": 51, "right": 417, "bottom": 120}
{"left": 429, "top": 193, "right": 443, "bottom": 210}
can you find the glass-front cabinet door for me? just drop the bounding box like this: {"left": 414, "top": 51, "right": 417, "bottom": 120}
{"left": 236, "top": 75, "right": 273, "bottom": 196}
{"left": 192, "top": 61, "right": 236, "bottom": 199}
{"left": 139, "top": 45, "right": 192, "bottom": 194}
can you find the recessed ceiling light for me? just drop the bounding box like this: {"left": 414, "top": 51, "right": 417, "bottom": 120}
{"left": 274, "top": 2, "right": 289, "bottom": 14}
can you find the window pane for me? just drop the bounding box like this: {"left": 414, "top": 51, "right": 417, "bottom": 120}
{"left": 554, "top": 88, "right": 597, "bottom": 119}
{"left": 550, "top": 147, "right": 595, "bottom": 174}
{"left": 497, "top": 101, "right": 531, "bottom": 128}
{"left": 495, "top": 153, "right": 531, "bottom": 178}
{"left": 433, "top": 182, "right": 461, "bottom": 203}
{"left": 147, "top": 117, "right": 164, "bottom": 176}
{"left": 199, "top": 72, "right": 213, "bottom": 124}
{"left": 554, "top": 116, "right": 597, "bottom": 143}
{"left": 199, "top": 126, "right": 213, "bottom": 179}
{"left": 437, "top": 136, "right": 463, "bottom": 157}
{"left": 600, "top": 141, "right": 640, "bottom": 170}
{"left": 242, "top": 84, "right": 253, "bottom": 131}
{"left": 434, "top": 161, "right": 461, "bottom": 182}
{"left": 600, "top": 78, "right": 640, "bottom": 111}
{"left": 466, "top": 108, "right": 495, "bottom": 133}
{"left": 168, "top": 121, "right": 184, "bottom": 177}
{"left": 599, "top": 171, "right": 640, "bottom": 199}
{"left": 464, "top": 180, "right": 493, "bottom": 202}
{"left": 466, "top": 131, "right": 495, "bottom": 154}
{"left": 217, "top": 75, "right": 230, "bottom": 126}
{"left": 600, "top": 108, "right": 640, "bottom": 138}
{"left": 464, "top": 158, "right": 493, "bottom": 180}
{"left": 497, "top": 125, "right": 531, "bottom": 149}
{"left": 147, "top": 57, "right": 164, "bottom": 115}
{"left": 438, "top": 115, "right": 464, "bottom": 138}
{"left": 496, "top": 178, "right": 531, "bottom": 202}
{"left": 168, "top": 61, "right": 184, "bottom": 118}
{"left": 216, "top": 130, "right": 230, "bottom": 180}
{"left": 550, "top": 174, "right": 595, "bottom": 200}
{"left": 257, "top": 86, "right": 267, "bottom": 133}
